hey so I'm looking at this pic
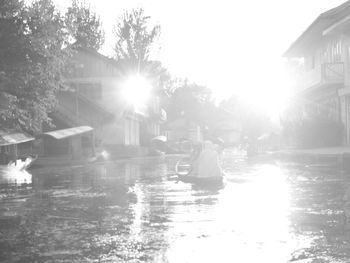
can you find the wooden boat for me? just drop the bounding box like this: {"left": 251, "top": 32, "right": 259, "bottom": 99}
{"left": 175, "top": 157, "right": 224, "bottom": 187}
{"left": 177, "top": 173, "right": 223, "bottom": 184}
{"left": 175, "top": 157, "right": 193, "bottom": 176}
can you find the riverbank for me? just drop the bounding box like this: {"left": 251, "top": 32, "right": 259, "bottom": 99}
{"left": 278, "top": 146, "right": 350, "bottom": 156}
{"left": 271, "top": 146, "right": 350, "bottom": 170}
{"left": 30, "top": 152, "right": 186, "bottom": 173}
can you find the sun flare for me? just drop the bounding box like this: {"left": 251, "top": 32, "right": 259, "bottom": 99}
{"left": 121, "top": 74, "right": 153, "bottom": 109}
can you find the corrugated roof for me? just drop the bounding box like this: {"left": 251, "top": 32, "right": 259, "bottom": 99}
{"left": 42, "top": 126, "right": 93, "bottom": 140}
{"left": 0, "top": 130, "right": 34, "bottom": 146}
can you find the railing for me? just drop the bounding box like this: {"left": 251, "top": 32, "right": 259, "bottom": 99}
{"left": 54, "top": 91, "right": 114, "bottom": 127}
{"left": 323, "top": 62, "right": 344, "bottom": 82}
{"left": 77, "top": 92, "right": 114, "bottom": 119}
{"left": 52, "top": 106, "right": 79, "bottom": 127}
{"left": 297, "top": 62, "right": 344, "bottom": 92}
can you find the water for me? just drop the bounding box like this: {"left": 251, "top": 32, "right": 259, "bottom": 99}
{"left": 1, "top": 151, "right": 350, "bottom": 262}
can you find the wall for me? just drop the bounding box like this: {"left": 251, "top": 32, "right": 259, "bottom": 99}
{"left": 102, "top": 121, "right": 125, "bottom": 145}
{"left": 124, "top": 117, "right": 140, "bottom": 146}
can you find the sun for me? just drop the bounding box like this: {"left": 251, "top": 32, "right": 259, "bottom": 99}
{"left": 121, "top": 74, "right": 153, "bottom": 109}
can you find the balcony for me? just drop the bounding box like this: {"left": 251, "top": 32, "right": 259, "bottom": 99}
{"left": 296, "top": 62, "right": 344, "bottom": 92}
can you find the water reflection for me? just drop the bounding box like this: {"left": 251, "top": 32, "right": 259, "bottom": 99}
{"left": 0, "top": 166, "right": 32, "bottom": 186}
{"left": 0, "top": 154, "right": 350, "bottom": 262}
{"left": 165, "top": 164, "right": 293, "bottom": 263}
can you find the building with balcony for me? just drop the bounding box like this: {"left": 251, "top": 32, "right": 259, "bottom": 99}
{"left": 284, "top": 1, "right": 350, "bottom": 144}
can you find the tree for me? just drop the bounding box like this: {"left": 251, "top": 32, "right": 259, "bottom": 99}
{"left": 280, "top": 99, "right": 343, "bottom": 148}
{"left": 164, "top": 79, "right": 216, "bottom": 124}
{"left": 65, "top": 0, "right": 104, "bottom": 50}
{"left": 0, "top": 0, "right": 70, "bottom": 133}
{"left": 219, "top": 96, "right": 274, "bottom": 144}
{"left": 113, "top": 8, "right": 160, "bottom": 64}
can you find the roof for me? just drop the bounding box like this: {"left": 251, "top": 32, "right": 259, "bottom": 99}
{"left": 284, "top": 1, "right": 350, "bottom": 57}
{"left": 73, "top": 46, "right": 120, "bottom": 67}
{"left": 41, "top": 126, "right": 93, "bottom": 140}
{"left": 0, "top": 130, "right": 34, "bottom": 146}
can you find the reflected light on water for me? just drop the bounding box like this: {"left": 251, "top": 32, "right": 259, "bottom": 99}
{"left": 0, "top": 167, "right": 32, "bottom": 185}
{"left": 130, "top": 184, "right": 146, "bottom": 240}
{"left": 165, "top": 164, "right": 297, "bottom": 263}
{"left": 1, "top": 157, "right": 331, "bottom": 262}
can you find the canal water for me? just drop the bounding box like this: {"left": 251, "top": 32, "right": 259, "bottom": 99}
{"left": 1, "top": 151, "right": 350, "bottom": 262}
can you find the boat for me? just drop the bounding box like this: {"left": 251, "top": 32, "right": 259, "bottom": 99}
{"left": 177, "top": 173, "right": 223, "bottom": 184}
{"left": 175, "top": 157, "right": 193, "bottom": 176}
{"left": 175, "top": 157, "right": 224, "bottom": 187}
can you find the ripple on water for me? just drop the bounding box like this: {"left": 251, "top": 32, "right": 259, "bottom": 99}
{"left": 0, "top": 153, "right": 350, "bottom": 262}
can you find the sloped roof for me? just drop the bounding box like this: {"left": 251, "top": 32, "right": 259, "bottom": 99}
{"left": 73, "top": 46, "right": 120, "bottom": 67}
{"left": 41, "top": 126, "right": 93, "bottom": 140}
{"left": 0, "top": 130, "right": 34, "bottom": 146}
{"left": 284, "top": 1, "right": 350, "bottom": 57}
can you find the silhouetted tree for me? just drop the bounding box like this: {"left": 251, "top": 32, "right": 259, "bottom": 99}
{"left": 164, "top": 79, "right": 216, "bottom": 124}
{"left": 280, "top": 99, "right": 343, "bottom": 148}
{"left": 0, "top": 0, "right": 71, "bottom": 133}
{"left": 65, "top": 0, "right": 105, "bottom": 50}
{"left": 113, "top": 8, "right": 160, "bottom": 64}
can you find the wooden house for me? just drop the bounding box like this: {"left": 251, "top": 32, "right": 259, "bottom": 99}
{"left": 49, "top": 47, "right": 164, "bottom": 157}
{"left": 284, "top": 1, "right": 350, "bottom": 144}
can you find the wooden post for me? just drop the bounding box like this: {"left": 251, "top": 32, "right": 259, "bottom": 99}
{"left": 75, "top": 90, "right": 79, "bottom": 124}
{"left": 14, "top": 144, "right": 18, "bottom": 160}
{"left": 91, "top": 131, "right": 96, "bottom": 157}
{"left": 339, "top": 153, "right": 345, "bottom": 171}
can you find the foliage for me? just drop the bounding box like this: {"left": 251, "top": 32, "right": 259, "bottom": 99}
{"left": 281, "top": 99, "right": 343, "bottom": 148}
{"left": 0, "top": 0, "right": 70, "bottom": 133}
{"left": 282, "top": 112, "right": 343, "bottom": 148}
{"left": 65, "top": 0, "right": 104, "bottom": 50}
{"left": 220, "top": 96, "right": 272, "bottom": 141}
{"left": 163, "top": 79, "right": 222, "bottom": 137}
{"left": 113, "top": 8, "right": 160, "bottom": 64}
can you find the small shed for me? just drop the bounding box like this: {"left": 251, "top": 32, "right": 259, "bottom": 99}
{"left": 39, "top": 126, "right": 94, "bottom": 159}
{"left": 0, "top": 130, "right": 35, "bottom": 164}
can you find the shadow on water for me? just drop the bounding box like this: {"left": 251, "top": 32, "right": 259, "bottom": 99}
{"left": 1, "top": 152, "right": 350, "bottom": 262}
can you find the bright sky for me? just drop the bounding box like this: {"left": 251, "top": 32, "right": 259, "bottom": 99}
{"left": 55, "top": 0, "right": 347, "bottom": 117}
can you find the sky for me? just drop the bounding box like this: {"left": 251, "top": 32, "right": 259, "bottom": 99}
{"left": 55, "top": 0, "right": 348, "bottom": 116}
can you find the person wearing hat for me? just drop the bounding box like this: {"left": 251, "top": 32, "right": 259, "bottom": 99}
{"left": 196, "top": 140, "right": 222, "bottom": 178}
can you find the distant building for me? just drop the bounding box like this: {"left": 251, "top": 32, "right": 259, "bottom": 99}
{"left": 212, "top": 121, "right": 241, "bottom": 146}
{"left": 164, "top": 118, "right": 203, "bottom": 143}
{"left": 284, "top": 1, "right": 350, "bottom": 144}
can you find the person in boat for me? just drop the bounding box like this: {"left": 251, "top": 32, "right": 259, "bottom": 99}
{"left": 213, "top": 137, "right": 225, "bottom": 156}
{"left": 195, "top": 140, "right": 222, "bottom": 178}
{"left": 188, "top": 143, "right": 202, "bottom": 176}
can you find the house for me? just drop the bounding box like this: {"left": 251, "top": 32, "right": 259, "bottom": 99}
{"left": 284, "top": 1, "right": 350, "bottom": 144}
{"left": 140, "top": 96, "right": 167, "bottom": 145}
{"left": 49, "top": 47, "right": 164, "bottom": 157}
